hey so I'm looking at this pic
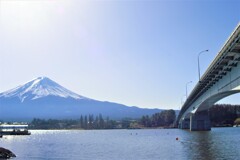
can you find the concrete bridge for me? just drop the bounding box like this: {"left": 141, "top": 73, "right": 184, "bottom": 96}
{"left": 177, "top": 23, "right": 240, "bottom": 131}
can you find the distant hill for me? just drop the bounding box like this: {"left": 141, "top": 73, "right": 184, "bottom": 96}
{"left": 0, "top": 77, "right": 162, "bottom": 121}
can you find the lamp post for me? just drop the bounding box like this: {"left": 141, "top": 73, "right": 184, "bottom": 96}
{"left": 186, "top": 81, "right": 192, "bottom": 99}
{"left": 198, "top": 50, "right": 209, "bottom": 81}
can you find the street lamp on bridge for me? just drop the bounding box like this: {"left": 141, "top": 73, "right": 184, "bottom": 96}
{"left": 198, "top": 50, "right": 209, "bottom": 82}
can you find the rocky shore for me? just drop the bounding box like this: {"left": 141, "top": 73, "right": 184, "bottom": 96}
{"left": 0, "top": 147, "right": 16, "bottom": 159}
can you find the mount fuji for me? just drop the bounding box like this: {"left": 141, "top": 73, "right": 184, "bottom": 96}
{"left": 0, "top": 77, "right": 161, "bottom": 121}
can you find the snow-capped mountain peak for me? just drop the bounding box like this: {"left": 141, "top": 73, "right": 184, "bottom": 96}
{"left": 0, "top": 77, "right": 87, "bottom": 102}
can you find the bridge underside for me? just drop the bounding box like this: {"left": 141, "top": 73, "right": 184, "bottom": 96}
{"left": 179, "top": 89, "right": 240, "bottom": 131}
{"left": 196, "top": 89, "right": 240, "bottom": 113}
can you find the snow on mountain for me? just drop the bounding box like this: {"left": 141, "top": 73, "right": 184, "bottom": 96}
{"left": 0, "top": 77, "right": 87, "bottom": 102}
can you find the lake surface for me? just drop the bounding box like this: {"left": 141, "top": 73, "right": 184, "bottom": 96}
{"left": 0, "top": 128, "right": 239, "bottom": 160}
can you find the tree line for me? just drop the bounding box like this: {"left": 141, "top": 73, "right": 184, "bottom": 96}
{"left": 30, "top": 110, "right": 177, "bottom": 129}
{"left": 209, "top": 104, "right": 240, "bottom": 126}
{"left": 30, "top": 114, "right": 117, "bottom": 129}
{"left": 29, "top": 104, "right": 240, "bottom": 129}
{"left": 139, "top": 109, "right": 176, "bottom": 128}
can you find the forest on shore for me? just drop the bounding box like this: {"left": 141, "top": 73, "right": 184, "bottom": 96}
{"left": 29, "top": 104, "right": 240, "bottom": 129}
{"left": 29, "top": 110, "right": 176, "bottom": 130}
{"left": 209, "top": 104, "right": 240, "bottom": 127}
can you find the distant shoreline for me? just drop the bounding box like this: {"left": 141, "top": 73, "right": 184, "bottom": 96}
{"left": 28, "top": 125, "right": 239, "bottom": 131}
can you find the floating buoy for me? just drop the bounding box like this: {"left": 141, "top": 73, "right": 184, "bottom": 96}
{"left": 176, "top": 137, "right": 179, "bottom": 141}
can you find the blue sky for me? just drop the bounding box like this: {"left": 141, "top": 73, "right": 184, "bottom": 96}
{"left": 0, "top": 0, "right": 239, "bottom": 109}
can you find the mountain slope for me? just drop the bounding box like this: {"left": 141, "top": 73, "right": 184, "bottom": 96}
{"left": 0, "top": 77, "right": 162, "bottom": 121}
{"left": 0, "top": 77, "right": 87, "bottom": 102}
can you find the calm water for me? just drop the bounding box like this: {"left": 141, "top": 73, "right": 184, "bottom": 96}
{"left": 0, "top": 128, "right": 239, "bottom": 160}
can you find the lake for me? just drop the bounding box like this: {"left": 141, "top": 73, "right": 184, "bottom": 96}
{"left": 0, "top": 128, "right": 239, "bottom": 160}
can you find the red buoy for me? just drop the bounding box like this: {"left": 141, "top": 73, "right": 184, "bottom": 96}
{"left": 176, "top": 137, "right": 179, "bottom": 140}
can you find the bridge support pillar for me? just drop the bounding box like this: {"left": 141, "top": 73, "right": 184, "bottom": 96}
{"left": 190, "top": 111, "right": 211, "bottom": 131}
{"left": 179, "top": 119, "right": 190, "bottom": 129}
